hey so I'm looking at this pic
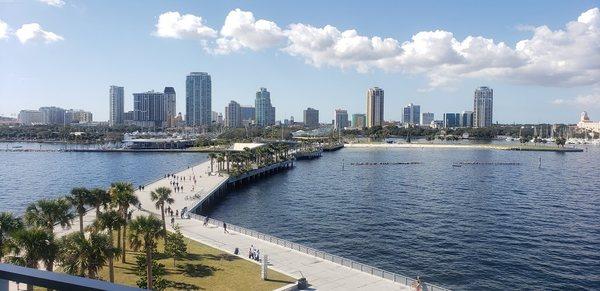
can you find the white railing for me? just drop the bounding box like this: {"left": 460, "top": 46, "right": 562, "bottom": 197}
{"left": 188, "top": 214, "right": 450, "bottom": 291}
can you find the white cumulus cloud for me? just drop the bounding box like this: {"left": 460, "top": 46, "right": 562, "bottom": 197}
{"left": 39, "top": 0, "right": 65, "bottom": 7}
{"left": 213, "top": 9, "right": 285, "bottom": 54}
{"left": 15, "top": 23, "right": 63, "bottom": 44}
{"left": 154, "top": 11, "right": 217, "bottom": 39}
{"left": 552, "top": 93, "right": 600, "bottom": 108}
{"left": 0, "top": 19, "right": 9, "bottom": 40}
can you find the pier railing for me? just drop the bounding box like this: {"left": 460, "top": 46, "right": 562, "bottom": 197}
{"left": 189, "top": 214, "right": 450, "bottom": 291}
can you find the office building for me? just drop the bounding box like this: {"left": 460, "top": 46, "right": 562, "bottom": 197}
{"left": 460, "top": 111, "right": 474, "bottom": 127}
{"left": 133, "top": 91, "right": 167, "bottom": 127}
{"left": 255, "top": 87, "right": 275, "bottom": 126}
{"left": 109, "top": 85, "right": 124, "bottom": 126}
{"left": 186, "top": 72, "right": 212, "bottom": 126}
{"left": 65, "top": 110, "right": 93, "bottom": 124}
{"left": 39, "top": 106, "right": 66, "bottom": 125}
{"left": 164, "top": 87, "right": 176, "bottom": 127}
{"left": 443, "top": 113, "right": 461, "bottom": 128}
{"left": 211, "top": 111, "right": 223, "bottom": 125}
{"left": 225, "top": 100, "right": 242, "bottom": 128}
{"left": 352, "top": 113, "right": 367, "bottom": 129}
{"left": 123, "top": 111, "right": 134, "bottom": 122}
{"left": 18, "top": 110, "right": 43, "bottom": 125}
{"left": 334, "top": 109, "right": 349, "bottom": 131}
{"left": 240, "top": 106, "right": 255, "bottom": 123}
{"left": 303, "top": 107, "right": 319, "bottom": 128}
{"left": 421, "top": 112, "right": 434, "bottom": 126}
{"left": 402, "top": 103, "right": 420, "bottom": 125}
{"left": 474, "top": 86, "right": 493, "bottom": 127}
{"left": 366, "top": 87, "right": 384, "bottom": 127}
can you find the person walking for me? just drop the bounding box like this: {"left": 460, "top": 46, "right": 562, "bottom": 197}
{"left": 223, "top": 222, "right": 229, "bottom": 233}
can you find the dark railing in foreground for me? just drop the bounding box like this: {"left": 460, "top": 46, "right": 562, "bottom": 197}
{"left": 188, "top": 214, "right": 450, "bottom": 291}
{"left": 0, "top": 263, "right": 143, "bottom": 291}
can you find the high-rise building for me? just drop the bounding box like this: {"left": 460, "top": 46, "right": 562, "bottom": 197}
{"left": 240, "top": 106, "right": 255, "bottom": 123}
{"left": 18, "top": 110, "right": 43, "bottom": 125}
{"left": 255, "top": 87, "right": 275, "bottom": 126}
{"left": 366, "top": 87, "right": 384, "bottom": 127}
{"left": 186, "top": 72, "right": 212, "bottom": 126}
{"left": 334, "top": 109, "right": 349, "bottom": 131}
{"left": 225, "top": 100, "right": 242, "bottom": 128}
{"left": 443, "top": 113, "right": 461, "bottom": 128}
{"left": 65, "top": 110, "right": 93, "bottom": 124}
{"left": 133, "top": 91, "right": 167, "bottom": 127}
{"left": 352, "top": 113, "right": 366, "bottom": 129}
{"left": 211, "top": 111, "right": 223, "bottom": 125}
{"left": 109, "top": 86, "right": 124, "bottom": 127}
{"left": 402, "top": 103, "right": 421, "bottom": 125}
{"left": 460, "top": 111, "right": 474, "bottom": 127}
{"left": 123, "top": 110, "right": 134, "bottom": 123}
{"left": 39, "top": 106, "right": 66, "bottom": 125}
{"left": 421, "top": 112, "right": 434, "bottom": 126}
{"left": 164, "top": 87, "right": 176, "bottom": 127}
{"left": 303, "top": 107, "right": 319, "bottom": 128}
{"left": 474, "top": 86, "right": 493, "bottom": 127}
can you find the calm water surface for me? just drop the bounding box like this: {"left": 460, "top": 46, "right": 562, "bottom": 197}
{"left": 207, "top": 146, "right": 600, "bottom": 290}
{"left": 1, "top": 142, "right": 599, "bottom": 290}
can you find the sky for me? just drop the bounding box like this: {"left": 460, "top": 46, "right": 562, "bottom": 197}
{"left": 0, "top": 0, "right": 599, "bottom": 124}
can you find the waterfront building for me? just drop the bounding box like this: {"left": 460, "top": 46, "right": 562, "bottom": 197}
{"left": 164, "top": 87, "right": 176, "bottom": 127}
{"left": 474, "top": 86, "right": 493, "bottom": 127}
{"left": 577, "top": 111, "right": 600, "bottom": 133}
{"left": 17, "top": 110, "right": 43, "bottom": 125}
{"left": 443, "top": 113, "right": 461, "bottom": 128}
{"left": 460, "top": 111, "right": 474, "bottom": 127}
{"left": 255, "top": 87, "right": 276, "bottom": 126}
{"left": 211, "top": 111, "right": 224, "bottom": 125}
{"left": 39, "top": 106, "right": 66, "bottom": 125}
{"left": 186, "top": 72, "right": 212, "bottom": 126}
{"left": 123, "top": 110, "right": 134, "bottom": 122}
{"left": 366, "top": 87, "right": 384, "bottom": 128}
{"left": 241, "top": 106, "right": 255, "bottom": 123}
{"left": 109, "top": 85, "right": 124, "bottom": 126}
{"left": 133, "top": 91, "right": 167, "bottom": 127}
{"left": 303, "top": 107, "right": 319, "bottom": 128}
{"left": 352, "top": 113, "right": 367, "bottom": 129}
{"left": 421, "top": 112, "right": 434, "bottom": 126}
{"left": 334, "top": 109, "right": 349, "bottom": 131}
{"left": 65, "top": 109, "right": 93, "bottom": 124}
{"left": 431, "top": 120, "right": 444, "bottom": 129}
{"left": 225, "top": 100, "right": 242, "bottom": 128}
{"left": 402, "top": 103, "right": 421, "bottom": 125}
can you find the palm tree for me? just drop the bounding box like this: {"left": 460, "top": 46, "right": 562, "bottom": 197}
{"left": 150, "top": 187, "right": 174, "bottom": 234}
{"left": 128, "top": 215, "right": 165, "bottom": 290}
{"left": 58, "top": 232, "right": 118, "bottom": 279}
{"left": 110, "top": 182, "right": 138, "bottom": 263}
{"left": 6, "top": 228, "right": 55, "bottom": 291}
{"left": 91, "top": 210, "right": 125, "bottom": 283}
{"left": 66, "top": 187, "right": 92, "bottom": 234}
{"left": 89, "top": 188, "right": 111, "bottom": 216}
{"left": 208, "top": 153, "right": 217, "bottom": 172}
{"left": 24, "top": 198, "right": 73, "bottom": 233}
{"left": 0, "top": 212, "right": 23, "bottom": 263}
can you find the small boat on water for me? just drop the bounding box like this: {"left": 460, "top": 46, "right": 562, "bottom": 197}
{"left": 452, "top": 164, "right": 462, "bottom": 167}
{"left": 12, "top": 145, "right": 23, "bottom": 148}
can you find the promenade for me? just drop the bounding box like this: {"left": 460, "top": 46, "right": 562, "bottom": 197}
{"left": 44, "top": 159, "right": 426, "bottom": 290}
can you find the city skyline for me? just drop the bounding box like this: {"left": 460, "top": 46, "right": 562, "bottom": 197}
{"left": 1, "top": 1, "right": 599, "bottom": 123}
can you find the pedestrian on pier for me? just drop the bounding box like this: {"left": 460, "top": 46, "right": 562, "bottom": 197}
{"left": 223, "top": 222, "right": 229, "bottom": 233}
{"left": 175, "top": 210, "right": 179, "bottom": 217}
{"left": 203, "top": 216, "right": 209, "bottom": 226}
{"left": 170, "top": 217, "right": 175, "bottom": 227}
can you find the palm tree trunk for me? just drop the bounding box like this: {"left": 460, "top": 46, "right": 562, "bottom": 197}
{"left": 96, "top": 206, "right": 101, "bottom": 217}
{"left": 108, "top": 228, "right": 115, "bottom": 282}
{"left": 122, "top": 209, "right": 128, "bottom": 263}
{"left": 116, "top": 226, "right": 121, "bottom": 249}
{"left": 160, "top": 205, "right": 166, "bottom": 233}
{"left": 79, "top": 212, "right": 84, "bottom": 234}
{"left": 146, "top": 247, "right": 153, "bottom": 290}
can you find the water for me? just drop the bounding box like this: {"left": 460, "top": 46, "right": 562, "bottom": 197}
{"left": 0, "top": 142, "right": 207, "bottom": 214}
{"left": 1, "top": 142, "right": 599, "bottom": 290}
{"left": 206, "top": 146, "right": 600, "bottom": 290}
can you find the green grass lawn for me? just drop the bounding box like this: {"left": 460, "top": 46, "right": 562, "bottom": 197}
{"left": 46, "top": 231, "right": 296, "bottom": 291}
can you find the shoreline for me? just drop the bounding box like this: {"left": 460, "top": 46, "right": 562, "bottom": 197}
{"left": 344, "top": 142, "right": 584, "bottom": 152}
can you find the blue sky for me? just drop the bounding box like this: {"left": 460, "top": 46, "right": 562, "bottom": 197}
{"left": 1, "top": 0, "right": 599, "bottom": 123}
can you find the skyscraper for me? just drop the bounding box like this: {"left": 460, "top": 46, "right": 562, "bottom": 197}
{"left": 255, "top": 87, "right": 275, "bottom": 126}
{"left": 225, "top": 100, "right": 242, "bottom": 128}
{"left": 443, "top": 113, "right": 461, "bottom": 128}
{"left": 421, "top": 112, "right": 434, "bottom": 126}
{"left": 334, "top": 109, "right": 349, "bottom": 131}
{"left": 352, "top": 113, "right": 366, "bottom": 129}
{"left": 109, "top": 85, "right": 124, "bottom": 127}
{"left": 303, "top": 107, "right": 319, "bottom": 128}
{"left": 164, "top": 87, "right": 176, "bottom": 127}
{"left": 186, "top": 72, "right": 212, "bottom": 126}
{"left": 133, "top": 91, "right": 167, "bottom": 127}
{"left": 402, "top": 103, "right": 421, "bottom": 125}
{"left": 240, "top": 106, "right": 256, "bottom": 123}
{"left": 474, "top": 86, "right": 493, "bottom": 127}
{"left": 366, "top": 87, "right": 384, "bottom": 128}
{"left": 460, "top": 111, "right": 474, "bottom": 127}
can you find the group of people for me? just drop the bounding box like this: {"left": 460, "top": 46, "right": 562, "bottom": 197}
{"left": 248, "top": 245, "right": 261, "bottom": 262}
{"left": 166, "top": 172, "right": 201, "bottom": 193}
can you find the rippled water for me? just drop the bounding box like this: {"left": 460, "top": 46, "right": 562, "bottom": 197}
{"left": 0, "top": 142, "right": 207, "bottom": 214}
{"left": 207, "top": 146, "right": 600, "bottom": 290}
